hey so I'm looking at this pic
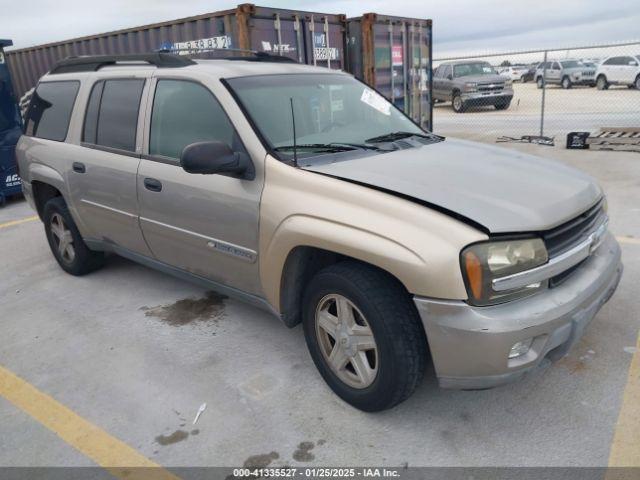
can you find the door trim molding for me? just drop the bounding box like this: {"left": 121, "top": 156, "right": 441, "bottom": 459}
{"left": 80, "top": 199, "right": 137, "bottom": 219}
{"left": 139, "top": 216, "right": 257, "bottom": 263}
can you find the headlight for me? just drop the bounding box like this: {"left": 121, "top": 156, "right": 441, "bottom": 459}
{"left": 461, "top": 238, "right": 548, "bottom": 306}
{"left": 464, "top": 82, "right": 478, "bottom": 91}
{"left": 504, "top": 79, "right": 513, "bottom": 86}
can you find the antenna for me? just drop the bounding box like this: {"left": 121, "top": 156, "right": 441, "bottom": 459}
{"left": 289, "top": 97, "right": 298, "bottom": 166}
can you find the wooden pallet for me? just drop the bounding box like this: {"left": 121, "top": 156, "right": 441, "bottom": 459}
{"left": 587, "top": 127, "right": 640, "bottom": 152}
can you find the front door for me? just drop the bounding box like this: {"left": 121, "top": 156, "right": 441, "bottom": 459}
{"left": 137, "top": 78, "right": 263, "bottom": 295}
{"left": 67, "top": 77, "right": 152, "bottom": 255}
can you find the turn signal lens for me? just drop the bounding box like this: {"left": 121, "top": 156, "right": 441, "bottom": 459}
{"left": 464, "top": 251, "right": 483, "bottom": 300}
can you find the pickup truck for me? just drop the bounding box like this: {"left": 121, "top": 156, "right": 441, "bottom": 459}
{"left": 433, "top": 60, "right": 514, "bottom": 112}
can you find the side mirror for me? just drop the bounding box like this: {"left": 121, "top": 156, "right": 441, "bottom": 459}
{"left": 446, "top": 74, "right": 453, "bottom": 80}
{"left": 180, "top": 141, "right": 252, "bottom": 178}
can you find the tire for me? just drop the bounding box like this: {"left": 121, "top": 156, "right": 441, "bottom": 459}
{"left": 0, "top": 194, "right": 5, "bottom": 208}
{"left": 561, "top": 76, "right": 572, "bottom": 89}
{"left": 452, "top": 92, "right": 466, "bottom": 113}
{"left": 596, "top": 75, "right": 609, "bottom": 90}
{"left": 494, "top": 102, "right": 511, "bottom": 110}
{"left": 520, "top": 75, "right": 527, "bottom": 83}
{"left": 635, "top": 76, "right": 640, "bottom": 90}
{"left": 43, "top": 197, "right": 105, "bottom": 276}
{"left": 536, "top": 76, "right": 544, "bottom": 89}
{"left": 302, "top": 261, "right": 428, "bottom": 412}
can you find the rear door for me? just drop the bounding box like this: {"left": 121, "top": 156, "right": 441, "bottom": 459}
{"left": 549, "top": 62, "right": 562, "bottom": 83}
{"left": 619, "top": 56, "right": 639, "bottom": 84}
{"left": 67, "top": 76, "right": 152, "bottom": 255}
{"left": 137, "top": 76, "right": 263, "bottom": 295}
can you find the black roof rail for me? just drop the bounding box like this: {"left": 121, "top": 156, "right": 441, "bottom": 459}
{"left": 50, "top": 53, "right": 195, "bottom": 74}
{"left": 158, "top": 47, "right": 298, "bottom": 63}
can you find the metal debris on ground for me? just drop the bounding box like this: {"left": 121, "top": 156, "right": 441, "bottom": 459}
{"left": 587, "top": 127, "right": 640, "bottom": 153}
{"left": 496, "top": 135, "right": 555, "bottom": 146}
{"left": 193, "top": 402, "right": 207, "bottom": 425}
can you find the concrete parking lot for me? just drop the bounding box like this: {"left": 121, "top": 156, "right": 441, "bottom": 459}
{"left": 1, "top": 144, "right": 639, "bottom": 473}
{"left": 434, "top": 83, "right": 640, "bottom": 141}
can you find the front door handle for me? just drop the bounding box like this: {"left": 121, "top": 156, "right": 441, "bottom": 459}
{"left": 144, "top": 177, "right": 162, "bottom": 192}
{"left": 72, "top": 162, "right": 86, "bottom": 173}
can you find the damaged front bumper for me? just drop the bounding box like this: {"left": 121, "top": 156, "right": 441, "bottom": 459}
{"left": 414, "top": 233, "right": 622, "bottom": 390}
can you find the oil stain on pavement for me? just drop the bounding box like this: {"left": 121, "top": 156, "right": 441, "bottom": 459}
{"left": 141, "top": 291, "right": 227, "bottom": 326}
{"left": 292, "top": 441, "right": 315, "bottom": 462}
{"left": 243, "top": 451, "right": 280, "bottom": 468}
{"left": 155, "top": 430, "right": 189, "bottom": 446}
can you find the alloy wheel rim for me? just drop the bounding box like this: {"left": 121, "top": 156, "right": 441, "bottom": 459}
{"left": 315, "top": 294, "right": 378, "bottom": 389}
{"left": 453, "top": 96, "right": 462, "bottom": 110}
{"left": 50, "top": 213, "right": 76, "bottom": 264}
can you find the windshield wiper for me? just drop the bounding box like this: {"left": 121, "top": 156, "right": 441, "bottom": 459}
{"left": 365, "top": 131, "right": 439, "bottom": 144}
{"left": 274, "top": 142, "right": 384, "bottom": 153}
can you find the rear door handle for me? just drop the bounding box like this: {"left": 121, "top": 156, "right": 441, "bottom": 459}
{"left": 144, "top": 177, "right": 162, "bottom": 192}
{"left": 72, "top": 162, "right": 86, "bottom": 173}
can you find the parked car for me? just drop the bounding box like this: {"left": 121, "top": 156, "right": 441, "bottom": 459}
{"left": 520, "top": 63, "right": 539, "bottom": 83}
{"left": 18, "top": 54, "right": 622, "bottom": 411}
{"left": 535, "top": 59, "right": 596, "bottom": 89}
{"left": 497, "top": 65, "right": 529, "bottom": 82}
{"left": 433, "top": 61, "right": 514, "bottom": 112}
{"left": 595, "top": 55, "right": 640, "bottom": 90}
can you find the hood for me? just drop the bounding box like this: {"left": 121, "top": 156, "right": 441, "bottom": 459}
{"left": 457, "top": 74, "right": 505, "bottom": 84}
{"left": 302, "top": 138, "right": 602, "bottom": 234}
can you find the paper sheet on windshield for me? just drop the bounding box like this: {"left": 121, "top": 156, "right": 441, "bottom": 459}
{"left": 360, "top": 88, "right": 391, "bottom": 116}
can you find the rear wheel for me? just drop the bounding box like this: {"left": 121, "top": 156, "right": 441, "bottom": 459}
{"left": 561, "top": 76, "right": 572, "bottom": 89}
{"left": 596, "top": 75, "right": 609, "bottom": 90}
{"left": 635, "top": 76, "right": 640, "bottom": 90}
{"left": 43, "top": 197, "right": 105, "bottom": 276}
{"left": 302, "top": 262, "right": 428, "bottom": 412}
{"left": 452, "top": 92, "right": 467, "bottom": 113}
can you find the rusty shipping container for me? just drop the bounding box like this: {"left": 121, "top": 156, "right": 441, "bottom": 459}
{"left": 5, "top": 4, "right": 348, "bottom": 99}
{"left": 347, "top": 13, "right": 432, "bottom": 130}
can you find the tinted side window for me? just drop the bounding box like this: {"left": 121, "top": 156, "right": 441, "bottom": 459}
{"left": 442, "top": 65, "right": 452, "bottom": 78}
{"left": 149, "top": 80, "right": 237, "bottom": 159}
{"left": 95, "top": 79, "right": 144, "bottom": 151}
{"left": 25, "top": 81, "right": 79, "bottom": 141}
{"left": 605, "top": 57, "right": 620, "bottom": 66}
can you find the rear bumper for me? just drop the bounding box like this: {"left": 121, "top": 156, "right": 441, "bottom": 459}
{"left": 21, "top": 180, "right": 37, "bottom": 211}
{"left": 414, "top": 233, "right": 622, "bottom": 390}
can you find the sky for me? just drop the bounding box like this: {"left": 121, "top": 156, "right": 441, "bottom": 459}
{"left": 2, "top": 0, "right": 639, "bottom": 57}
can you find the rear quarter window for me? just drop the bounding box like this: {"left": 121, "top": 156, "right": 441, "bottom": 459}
{"left": 25, "top": 81, "right": 80, "bottom": 142}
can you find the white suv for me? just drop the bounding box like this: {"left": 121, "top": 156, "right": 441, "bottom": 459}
{"left": 596, "top": 55, "right": 640, "bottom": 90}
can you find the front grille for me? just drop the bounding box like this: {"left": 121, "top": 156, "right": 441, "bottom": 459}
{"left": 542, "top": 200, "right": 606, "bottom": 287}
{"left": 478, "top": 83, "right": 504, "bottom": 93}
{"left": 582, "top": 71, "right": 595, "bottom": 77}
{"left": 542, "top": 200, "right": 605, "bottom": 257}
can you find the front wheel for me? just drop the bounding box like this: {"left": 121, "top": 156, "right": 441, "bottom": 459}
{"left": 596, "top": 75, "right": 609, "bottom": 90}
{"left": 536, "top": 77, "right": 544, "bottom": 89}
{"left": 635, "top": 76, "right": 640, "bottom": 90}
{"left": 452, "top": 93, "right": 467, "bottom": 113}
{"left": 43, "top": 197, "right": 105, "bottom": 276}
{"left": 302, "top": 262, "right": 428, "bottom": 412}
{"left": 561, "top": 76, "right": 572, "bottom": 89}
{"left": 494, "top": 102, "right": 511, "bottom": 110}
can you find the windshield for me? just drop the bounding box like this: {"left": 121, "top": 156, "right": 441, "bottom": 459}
{"left": 226, "top": 74, "right": 429, "bottom": 160}
{"left": 453, "top": 62, "right": 495, "bottom": 77}
{"left": 561, "top": 60, "right": 582, "bottom": 68}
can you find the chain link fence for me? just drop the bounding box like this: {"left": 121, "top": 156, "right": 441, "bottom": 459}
{"left": 431, "top": 41, "right": 640, "bottom": 147}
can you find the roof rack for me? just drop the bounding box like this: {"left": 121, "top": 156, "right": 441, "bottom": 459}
{"left": 50, "top": 53, "right": 196, "bottom": 74}
{"left": 158, "top": 47, "right": 298, "bottom": 63}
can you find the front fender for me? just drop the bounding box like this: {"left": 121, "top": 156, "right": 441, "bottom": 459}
{"left": 261, "top": 214, "right": 427, "bottom": 309}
